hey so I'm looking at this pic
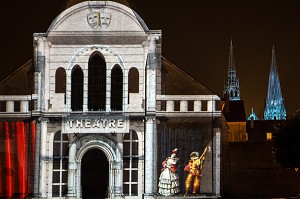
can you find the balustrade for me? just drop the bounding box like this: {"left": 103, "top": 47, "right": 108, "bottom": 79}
{"left": 156, "top": 95, "right": 220, "bottom": 112}
{"left": 0, "top": 95, "right": 35, "bottom": 114}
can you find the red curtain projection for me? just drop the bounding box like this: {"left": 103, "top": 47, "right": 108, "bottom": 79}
{"left": 0, "top": 121, "right": 36, "bottom": 198}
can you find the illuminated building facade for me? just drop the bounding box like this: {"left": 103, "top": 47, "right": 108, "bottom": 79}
{"left": 264, "top": 46, "right": 286, "bottom": 120}
{"left": 0, "top": 1, "right": 221, "bottom": 198}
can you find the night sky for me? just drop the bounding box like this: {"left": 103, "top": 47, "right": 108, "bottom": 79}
{"left": 1, "top": 0, "right": 300, "bottom": 118}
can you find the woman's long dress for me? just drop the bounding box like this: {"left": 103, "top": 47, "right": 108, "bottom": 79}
{"left": 158, "top": 158, "right": 180, "bottom": 196}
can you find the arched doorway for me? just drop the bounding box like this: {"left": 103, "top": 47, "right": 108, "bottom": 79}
{"left": 81, "top": 149, "right": 109, "bottom": 198}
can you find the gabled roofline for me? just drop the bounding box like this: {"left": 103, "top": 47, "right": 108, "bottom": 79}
{"left": 0, "top": 59, "right": 33, "bottom": 85}
{"left": 161, "top": 56, "right": 217, "bottom": 96}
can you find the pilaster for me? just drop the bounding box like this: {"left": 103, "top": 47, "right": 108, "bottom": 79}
{"left": 44, "top": 41, "right": 51, "bottom": 111}
{"left": 144, "top": 116, "right": 157, "bottom": 198}
{"left": 213, "top": 118, "right": 221, "bottom": 197}
{"left": 33, "top": 120, "right": 40, "bottom": 197}
{"left": 112, "top": 161, "right": 123, "bottom": 197}
{"left": 33, "top": 34, "right": 47, "bottom": 111}
{"left": 39, "top": 119, "right": 49, "bottom": 198}
{"left": 144, "top": 35, "right": 159, "bottom": 198}
{"left": 67, "top": 143, "right": 77, "bottom": 198}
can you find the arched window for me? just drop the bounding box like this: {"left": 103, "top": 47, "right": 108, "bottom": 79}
{"left": 52, "top": 131, "right": 69, "bottom": 197}
{"left": 123, "top": 130, "right": 138, "bottom": 196}
{"left": 55, "top": 67, "right": 66, "bottom": 93}
{"left": 88, "top": 52, "right": 106, "bottom": 111}
{"left": 111, "top": 65, "right": 123, "bottom": 111}
{"left": 128, "top": 68, "right": 139, "bottom": 93}
{"left": 71, "top": 65, "right": 83, "bottom": 111}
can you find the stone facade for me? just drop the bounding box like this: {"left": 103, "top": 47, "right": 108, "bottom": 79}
{"left": 0, "top": 1, "right": 221, "bottom": 198}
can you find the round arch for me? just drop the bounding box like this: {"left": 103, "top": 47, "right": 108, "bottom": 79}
{"left": 65, "top": 46, "right": 126, "bottom": 112}
{"left": 67, "top": 46, "right": 125, "bottom": 71}
{"left": 76, "top": 140, "right": 116, "bottom": 162}
{"left": 68, "top": 135, "right": 123, "bottom": 198}
{"left": 55, "top": 67, "right": 66, "bottom": 93}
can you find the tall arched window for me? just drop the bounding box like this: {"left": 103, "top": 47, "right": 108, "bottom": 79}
{"left": 123, "top": 130, "right": 138, "bottom": 196}
{"left": 111, "top": 65, "right": 123, "bottom": 111}
{"left": 128, "top": 68, "right": 139, "bottom": 93}
{"left": 55, "top": 67, "right": 66, "bottom": 93}
{"left": 88, "top": 52, "right": 106, "bottom": 111}
{"left": 71, "top": 65, "right": 83, "bottom": 111}
{"left": 52, "top": 131, "right": 69, "bottom": 197}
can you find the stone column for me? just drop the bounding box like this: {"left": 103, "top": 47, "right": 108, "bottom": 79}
{"left": 180, "top": 100, "right": 188, "bottom": 112}
{"left": 20, "top": 100, "right": 29, "bottom": 112}
{"left": 145, "top": 36, "right": 159, "bottom": 112}
{"left": 144, "top": 35, "right": 159, "bottom": 198}
{"left": 66, "top": 68, "right": 72, "bottom": 112}
{"left": 32, "top": 120, "right": 40, "bottom": 197}
{"left": 76, "top": 162, "right": 82, "bottom": 198}
{"left": 112, "top": 161, "right": 123, "bottom": 197}
{"left": 144, "top": 116, "right": 157, "bottom": 198}
{"left": 108, "top": 161, "right": 114, "bottom": 198}
{"left": 6, "top": 101, "right": 14, "bottom": 112}
{"left": 44, "top": 41, "right": 51, "bottom": 111}
{"left": 106, "top": 66, "right": 111, "bottom": 112}
{"left": 166, "top": 100, "right": 174, "bottom": 112}
{"left": 115, "top": 133, "right": 123, "bottom": 196}
{"left": 194, "top": 100, "right": 202, "bottom": 112}
{"left": 83, "top": 68, "right": 88, "bottom": 112}
{"left": 33, "top": 34, "right": 46, "bottom": 111}
{"left": 207, "top": 100, "right": 215, "bottom": 112}
{"left": 33, "top": 36, "right": 38, "bottom": 110}
{"left": 39, "top": 119, "right": 48, "bottom": 197}
{"left": 67, "top": 143, "right": 77, "bottom": 198}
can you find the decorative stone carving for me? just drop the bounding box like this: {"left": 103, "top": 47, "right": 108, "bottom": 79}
{"left": 75, "top": 134, "right": 123, "bottom": 158}
{"left": 145, "top": 116, "right": 156, "bottom": 123}
{"left": 111, "top": 161, "right": 122, "bottom": 170}
{"left": 99, "top": 9, "right": 111, "bottom": 29}
{"left": 87, "top": 11, "right": 100, "bottom": 29}
{"left": 87, "top": 9, "right": 111, "bottom": 30}
{"left": 113, "top": 186, "right": 122, "bottom": 193}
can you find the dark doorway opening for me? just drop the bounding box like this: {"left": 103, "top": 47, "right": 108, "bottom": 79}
{"left": 81, "top": 149, "right": 109, "bottom": 198}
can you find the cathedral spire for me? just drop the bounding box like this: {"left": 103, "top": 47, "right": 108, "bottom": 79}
{"left": 223, "top": 39, "right": 240, "bottom": 100}
{"left": 264, "top": 46, "right": 286, "bottom": 120}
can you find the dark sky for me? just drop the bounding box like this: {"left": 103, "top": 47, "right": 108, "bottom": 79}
{"left": 1, "top": 0, "right": 300, "bottom": 118}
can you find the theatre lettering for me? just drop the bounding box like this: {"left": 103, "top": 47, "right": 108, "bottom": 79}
{"left": 62, "top": 116, "right": 129, "bottom": 134}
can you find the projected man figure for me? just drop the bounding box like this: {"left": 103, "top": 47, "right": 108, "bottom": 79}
{"left": 184, "top": 147, "right": 208, "bottom": 196}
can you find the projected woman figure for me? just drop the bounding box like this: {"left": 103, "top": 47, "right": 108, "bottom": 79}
{"left": 158, "top": 148, "right": 180, "bottom": 196}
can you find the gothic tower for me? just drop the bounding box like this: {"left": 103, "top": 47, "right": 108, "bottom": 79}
{"left": 223, "top": 40, "right": 240, "bottom": 100}
{"left": 264, "top": 46, "right": 286, "bottom": 120}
